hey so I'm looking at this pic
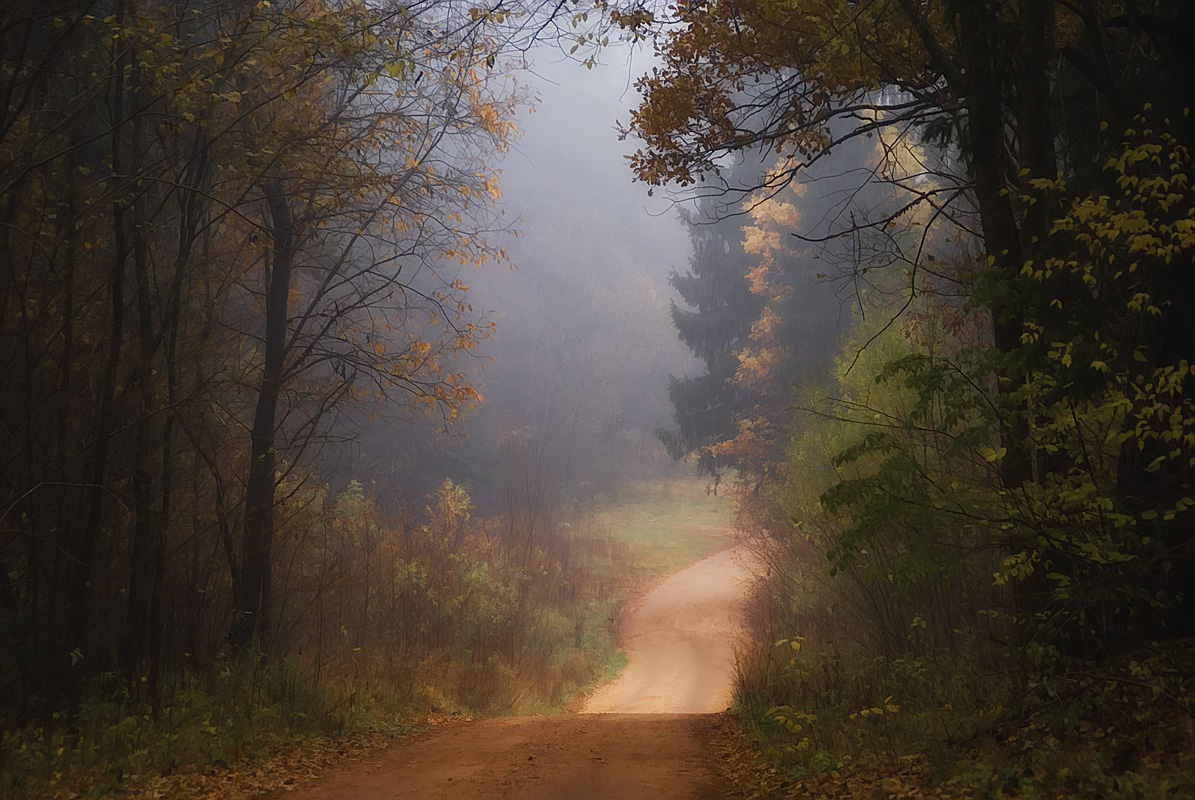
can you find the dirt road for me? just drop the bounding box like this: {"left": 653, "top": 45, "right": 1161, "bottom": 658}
{"left": 583, "top": 545, "right": 756, "bottom": 714}
{"left": 272, "top": 544, "right": 757, "bottom": 799}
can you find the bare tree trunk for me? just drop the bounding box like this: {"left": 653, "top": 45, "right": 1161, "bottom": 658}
{"left": 231, "top": 182, "right": 294, "bottom": 655}
{"left": 122, "top": 158, "right": 156, "bottom": 685}
{"left": 72, "top": 4, "right": 131, "bottom": 702}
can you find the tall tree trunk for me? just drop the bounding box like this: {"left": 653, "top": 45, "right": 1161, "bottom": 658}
{"left": 956, "top": 0, "right": 1055, "bottom": 641}
{"left": 1012, "top": 0, "right": 1067, "bottom": 643}
{"left": 1015, "top": 0, "right": 1059, "bottom": 239}
{"left": 230, "top": 182, "right": 294, "bottom": 655}
{"left": 71, "top": 1, "right": 131, "bottom": 705}
{"left": 122, "top": 150, "right": 156, "bottom": 685}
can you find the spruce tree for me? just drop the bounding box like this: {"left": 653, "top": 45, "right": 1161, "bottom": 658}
{"left": 657, "top": 188, "right": 763, "bottom": 477}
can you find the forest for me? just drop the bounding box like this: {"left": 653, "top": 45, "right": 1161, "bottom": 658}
{"left": 2, "top": 0, "right": 1194, "bottom": 798}
{"left": 628, "top": 0, "right": 1195, "bottom": 797}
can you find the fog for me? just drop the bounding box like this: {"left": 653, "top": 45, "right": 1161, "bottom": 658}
{"left": 340, "top": 44, "right": 866, "bottom": 513}
{"left": 344, "top": 45, "right": 700, "bottom": 512}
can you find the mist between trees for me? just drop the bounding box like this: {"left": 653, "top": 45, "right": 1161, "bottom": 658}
{"left": 2, "top": 0, "right": 506, "bottom": 752}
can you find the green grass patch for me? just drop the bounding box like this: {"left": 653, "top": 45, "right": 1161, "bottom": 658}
{"left": 591, "top": 476, "right": 732, "bottom": 574}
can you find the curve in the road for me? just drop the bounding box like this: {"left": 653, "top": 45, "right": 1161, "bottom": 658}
{"left": 582, "top": 544, "right": 757, "bottom": 714}
{"left": 271, "top": 539, "right": 758, "bottom": 798}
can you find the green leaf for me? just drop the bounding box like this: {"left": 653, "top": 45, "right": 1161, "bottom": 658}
{"left": 978, "top": 445, "right": 1007, "bottom": 463}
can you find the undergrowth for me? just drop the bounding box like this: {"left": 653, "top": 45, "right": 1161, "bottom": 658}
{"left": 0, "top": 657, "right": 410, "bottom": 797}
{"left": 0, "top": 477, "right": 726, "bottom": 798}
{"left": 728, "top": 307, "right": 1195, "bottom": 798}
{"left": 734, "top": 638, "right": 1195, "bottom": 800}
{"left": 737, "top": 634, "right": 1018, "bottom": 775}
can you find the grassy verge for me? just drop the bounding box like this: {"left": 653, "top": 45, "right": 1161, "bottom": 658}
{"left": 591, "top": 477, "right": 733, "bottom": 573}
{"left": 416, "top": 475, "right": 731, "bottom": 717}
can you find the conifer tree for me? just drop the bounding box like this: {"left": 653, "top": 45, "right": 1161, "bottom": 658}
{"left": 657, "top": 181, "right": 762, "bottom": 477}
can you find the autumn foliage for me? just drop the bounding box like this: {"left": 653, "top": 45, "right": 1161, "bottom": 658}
{"left": 0, "top": 0, "right": 526, "bottom": 786}
{"left": 639, "top": 0, "right": 1195, "bottom": 795}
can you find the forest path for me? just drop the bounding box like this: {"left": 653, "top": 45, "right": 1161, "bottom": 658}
{"left": 582, "top": 543, "right": 756, "bottom": 715}
{"left": 267, "top": 544, "right": 757, "bottom": 799}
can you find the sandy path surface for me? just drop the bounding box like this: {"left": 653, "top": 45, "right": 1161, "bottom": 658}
{"left": 261, "top": 714, "right": 733, "bottom": 800}
{"left": 582, "top": 545, "right": 757, "bottom": 714}
{"left": 271, "top": 542, "right": 755, "bottom": 799}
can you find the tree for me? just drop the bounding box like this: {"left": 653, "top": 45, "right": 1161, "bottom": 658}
{"left": 658, "top": 174, "right": 764, "bottom": 478}
{"left": 622, "top": 0, "right": 1195, "bottom": 646}
{"left": 0, "top": 0, "right": 520, "bottom": 723}
{"left": 214, "top": 0, "right": 516, "bottom": 654}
